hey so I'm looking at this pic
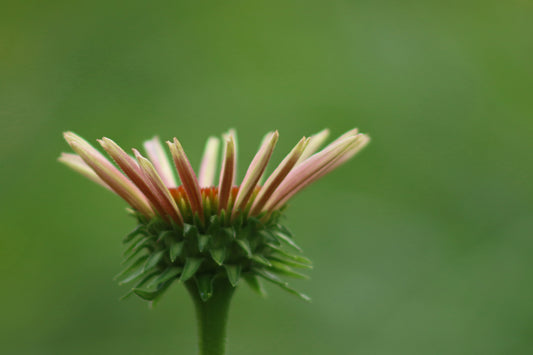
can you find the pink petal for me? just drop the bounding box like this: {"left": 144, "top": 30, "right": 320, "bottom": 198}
{"left": 231, "top": 131, "right": 279, "bottom": 220}
{"left": 223, "top": 129, "right": 238, "bottom": 184}
{"left": 63, "top": 132, "right": 154, "bottom": 218}
{"left": 217, "top": 134, "right": 236, "bottom": 213}
{"left": 99, "top": 137, "right": 168, "bottom": 217}
{"left": 249, "top": 136, "right": 309, "bottom": 216}
{"left": 267, "top": 133, "right": 369, "bottom": 211}
{"left": 133, "top": 149, "right": 184, "bottom": 225}
{"left": 312, "top": 133, "right": 370, "bottom": 180}
{"left": 143, "top": 136, "right": 178, "bottom": 188}
{"left": 296, "top": 128, "right": 330, "bottom": 164}
{"left": 167, "top": 138, "right": 204, "bottom": 220}
{"left": 262, "top": 134, "right": 360, "bottom": 212}
{"left": 198, "top": 137, "right": 220, "bottom": 187}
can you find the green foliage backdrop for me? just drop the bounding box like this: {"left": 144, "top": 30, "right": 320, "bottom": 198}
{"left": 1, "top": 1, "right": 532, "bottom": 354}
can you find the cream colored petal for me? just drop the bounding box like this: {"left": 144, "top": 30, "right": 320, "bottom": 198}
{"left": 134, "top": 150, "right": 183, "bottom": 225}
{"left": 99, "top": 137, "right": 174, "bottom": 218}
{"left": 198, "top": 137, "right": 220, "bottom": 187}
{"left": 63, "top": 132, "right": 154, "bottom": 217}
{"left": 312, "top": 133, "right": 370, "bottom": 180}
{"left": 266, "top": 133, "right": 369, "bottom": 211}
{"left": 143, "top": 136, "right": 178, "bottom": 188}
{"left": 231, "top": 131, "right": 279, "bottom": 220}
{"left": 296, "top": 128, "right": 330, "bottom": 164}
{"left": 58, "top": 153, "right": 112, "bottom": 191}
{"left": 262, "top": 135, "right": 358, "bottom": 212}
{"left": 249, "top": 136, "right": 309, "bottom": 216}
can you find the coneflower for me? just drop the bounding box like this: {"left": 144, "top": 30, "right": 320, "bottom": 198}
{"left": 59, "top": 128, "right": 369, "bottom": 355}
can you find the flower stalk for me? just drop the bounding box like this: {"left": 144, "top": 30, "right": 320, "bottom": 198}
{"left": 186, "top": 278, "right": 235, "bottom": 355}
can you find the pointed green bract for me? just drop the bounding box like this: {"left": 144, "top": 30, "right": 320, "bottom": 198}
{"left": 119, "top": 265, "right": 154, "bottom": 285}
{"left": 149, "top": 266, "right": 182, "bottom": 287}
{"left": 196, "top": 274, "right": 215, "bottom": 301}
{"left": 181, "top": 257, "right": 204, "bottom": 282}
{"left": 224, "top": 265, "right": 241, "bottom": 287}
{"left": 120, "top": 271, "right": 159, "bottom": 300}
{"left": 243, "top": 274, "right": 266, "bottom": 296}
{"left": 184, "top": 223, "right": 198, "bottom": 238}
{"left": 268, "top": 255, "right": 313, "bottom": 269}
{"left": 210, "top": 247, "right": 226, "bottom": 265}
{"left": 124, "top": 225, "right": 145, "bottom": 242}
{"left": 144, "top": 250, "right": 165, "bottom": 271}
{"left": 273, "top": 231, "right": 302, "bottom": 252}
{"left": 268, "top": 260, "right": 310, "bottom": 279}
{"left": 265, "top": 243, "right": 312, "bottom": 264}
{"left": 133, "top": 279, "right": 174, "bottom": 301}
{"left": 235, "top": 239, "right": 252, "bottom": 257}
{"left": 157, "top": 230, "right": 175, "bottom": 243}
{"left": 198, "top": 234, "right": 210, "bottom": 252}
{"left": 252, "top": 255, "right": 272, "bottom": 267}
{"left": 254, "top": 268, "right": 311, "bottom": 302}
{"left": 115, "top": 255, "right": 149, "bottom": 280}
{"left": 123, "top": 236, "right": 150, "bottom": 258}
{"left": 170, "top": 241, "right": 184, "bottom": 262}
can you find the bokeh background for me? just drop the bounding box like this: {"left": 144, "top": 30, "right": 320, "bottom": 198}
{"left": 1, "top": 1, "right": 532, "bottom": 354}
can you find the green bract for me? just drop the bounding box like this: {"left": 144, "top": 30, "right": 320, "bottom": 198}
{"left": 118, "top": 210, "right": 311, "bottom": 303}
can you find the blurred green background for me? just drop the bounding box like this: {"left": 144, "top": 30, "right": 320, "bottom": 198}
{"left": 1, "top": 0, "right": 532, "bottom": 354}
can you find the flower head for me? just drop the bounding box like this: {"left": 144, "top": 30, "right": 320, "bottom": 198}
{"left": 60, "top": 129, "right": 369, "bottom": 302}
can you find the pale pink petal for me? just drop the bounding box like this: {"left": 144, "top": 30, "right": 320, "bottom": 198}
{"left": 296, "top": 128, "right": 330, "bottom": 164}
{"left": 257, "top": 131, "right": 275, "bottom": 185}
{"left": 217, "top": 134, "right": 236, "bottom": 212}
{"left": 312, "top": 133, "right": 370, "bottom": 180}
{"left": 249, "top": 136, "right": 309, "bottom": 216}
{"left": 266, "top": 133, "right": 369, "bottom": 211}
{"left": 167, "top": 138, "right": 204, "bottom": 219}
{"left": 262, "top": 134, "right": 359, "bottom": 212}
{"left": 133, "top": 149, "right": 184, "bottom": 225}
{"left": 143, "top": 136, "right": 177, "bottom": 188}
{"left": 99, "top": 137, "right": 170, "bottom": 217}
{"left": 58, "top": 153, "right": 112, "bottom": 191}
{"left": 335, "top": 128, "right": 359, "bottom": 141}
{"left": 63, "top": 132, "right": 154, "bottom": 217}
{"left": 231, "top": 131, "right": 279, "bottom": 219}
{"left": 198, "top": 137, "right": 220, "bottom": 187}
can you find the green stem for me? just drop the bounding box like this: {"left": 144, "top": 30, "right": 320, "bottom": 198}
{"left": 186, "top": 278, "right": 235, "bottom": 355}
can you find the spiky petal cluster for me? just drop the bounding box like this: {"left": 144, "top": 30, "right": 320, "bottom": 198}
{"left": 60, "top": 129, "right": 369, "bottom": 302}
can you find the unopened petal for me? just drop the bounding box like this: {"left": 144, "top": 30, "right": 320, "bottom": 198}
{"left": 217, "top": 134, "right": 236, "bottom": 212}
{"left": 58, "top": 153, "right": 112, "bottom": 191}
{"left": 250, "top": 136, "right": 309, "bottom": 216}
{"left": 167, "top": 138, "right": 204, "bottom": 220}
{"left": 63, "top": 132, "right": 154, "bottom": 218}
{"left": 296, "top": 128, "right": 330, "bottom": 164}
{"left": 99, "top": 137, "right": 171, "bottom": 217}
{"left": 143, "top": 136, "right": 178, "bottom": 188}
{"left": 223, "top": 129, "right": 238, "bottom": 184}
{"left": 263, "top": 134, "right": 360, "bottom": 212}
{"left": 312, "top": 133, "right": 370, "bottom": 180}
{"left": 198, "top": 137, "right": 220, "bottom": 187}
{"left": 231, "top": 131, "right": 279, "bottom": 219}
{"left": 134, "top": 149, "right": 184, "bottom": 225}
